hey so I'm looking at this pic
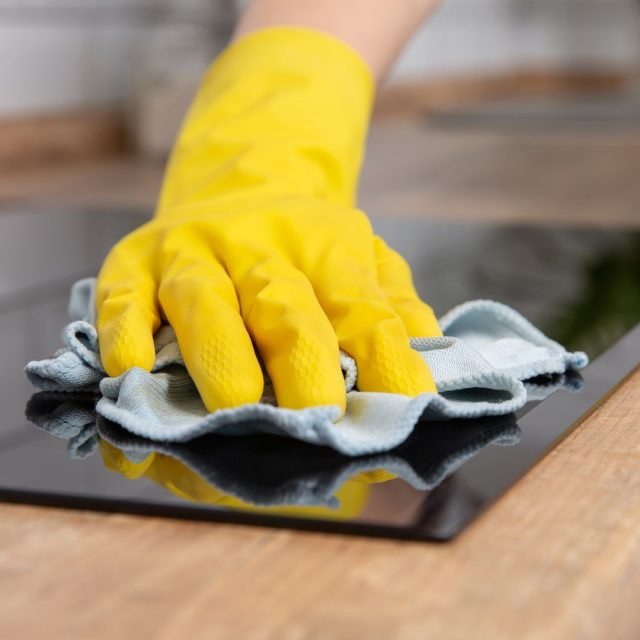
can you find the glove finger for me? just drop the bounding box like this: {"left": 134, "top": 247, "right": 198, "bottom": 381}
{"left": 96, "top": 229, "right": 161, "bottom": 376}
{"left": 313, "top": 247, "right": 437, "bottom": 395}
{"left": 159, "top": 236, "right": 263, "bottom": 411}
{"left": 233, "top": 256, "right": 345, "bottom": 413}
{"left": 373, "top": 236, "right": 442, "bottom": 338}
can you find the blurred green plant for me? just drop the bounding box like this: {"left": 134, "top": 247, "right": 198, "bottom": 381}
{"left": 550, "top": 234, "right": 640, "bottom": 358}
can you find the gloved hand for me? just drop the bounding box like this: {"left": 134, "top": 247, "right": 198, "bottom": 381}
{"left": 96, "top": 27, "right": 441, "bottom": 415}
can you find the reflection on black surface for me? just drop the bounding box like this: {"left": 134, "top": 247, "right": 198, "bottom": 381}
{"left": 25, "top": 391, "right": 100, "bottom": 459}
{"left": 26, "top": 391, "right": 521, "bottom": 520}
{"left": 5, "top": 208, "right": 639, "bottom": 540}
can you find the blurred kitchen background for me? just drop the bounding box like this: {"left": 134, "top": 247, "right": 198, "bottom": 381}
{"left": 1, "top": 0, "right": 639, "bottom": 216}
{"left": 0, "top": 0, "right": 639, "bottom": 362}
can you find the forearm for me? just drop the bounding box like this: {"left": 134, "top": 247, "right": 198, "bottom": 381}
{"left": 234, "top": 0, "right": 440, "bottom": 82}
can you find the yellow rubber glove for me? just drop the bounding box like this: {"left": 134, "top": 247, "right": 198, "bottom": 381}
{"left": 97, "top": 27, "right": 441, "bottom": 415}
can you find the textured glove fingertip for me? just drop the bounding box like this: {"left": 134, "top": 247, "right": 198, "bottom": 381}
{"left": 275, "top": 369, "right": 347, "bottom": 415}
{"left": 357, "top": 333, "right": 437, "bottom": 396}
{"left": 394, "top": 349, "right": 437, "bottom": 396}
{"left": 198, "top": 364, "right": 265, "bottom": 412}
{"left": 99, "top": 321, "right": 156, "bottom": 377}
{"left": 96, "top": 288, "right": 160, "bottom": 377}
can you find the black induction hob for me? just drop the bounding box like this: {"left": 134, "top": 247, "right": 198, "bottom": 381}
{"left": 1, "top": 206, "right": 638, "bottom": 541}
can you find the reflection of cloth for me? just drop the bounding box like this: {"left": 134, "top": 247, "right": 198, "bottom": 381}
{"left": 25, "top": 278, "right": 587, "bottom": 456}
{"left": 522, "top": 371, "right": 584, "bottom": 402}
{"left": 26, "top": 391, "right": 521, "bottom": 511}
{"left": 25, "top": 391, "right": 99, "bottom": 459}
{"left": 98, "top": 414, "right": 521, "bottom": 509}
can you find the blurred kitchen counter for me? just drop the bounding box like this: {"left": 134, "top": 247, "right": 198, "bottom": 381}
{"left": 0, "top": 155, "right": 163, "bottom": 213}
{"left": 1, "top": 119, "right": 639, "bottom": 227}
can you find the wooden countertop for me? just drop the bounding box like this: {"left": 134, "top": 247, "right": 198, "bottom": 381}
{"left": 0, "top": 119, "right": 639, "bottom": 638}
{"left": 0, "top": 367, "right": 638, "bottom": 639}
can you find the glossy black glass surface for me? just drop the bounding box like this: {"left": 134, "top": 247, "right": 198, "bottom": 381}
{"left": 1, "top": 206, "right": 638, "bottom": 541}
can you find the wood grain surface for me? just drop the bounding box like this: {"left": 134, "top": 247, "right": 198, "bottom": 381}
{"left": 1, "top": 367, "right": 638, "bottom": 640}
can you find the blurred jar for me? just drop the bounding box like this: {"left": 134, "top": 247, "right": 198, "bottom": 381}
{"left": 131, "top": 0, "right": 238, "bottom": 159}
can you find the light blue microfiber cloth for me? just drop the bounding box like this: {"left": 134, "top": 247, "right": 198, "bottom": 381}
{"left": 25, "top": 278, "right": 587, "bottom": 456}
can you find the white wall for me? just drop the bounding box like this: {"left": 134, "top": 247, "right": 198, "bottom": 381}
{"left": 0, "top": 0, "right": 231, "bottom": 118}
{"left": 0, "top": 23, "right": 147, "bottom": 115}
{"left": 0, "top": 0, "right": 638, "bottom": 118}
{"left": 392, "top": 0, "right": 640, "bottom": 80}
{"left": 0, "top": 0, "right": 155, "bottom": 116}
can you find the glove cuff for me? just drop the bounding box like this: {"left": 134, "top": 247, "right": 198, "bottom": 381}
{"left": 156, "top": 26, "right": 375, "bottom": 215}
